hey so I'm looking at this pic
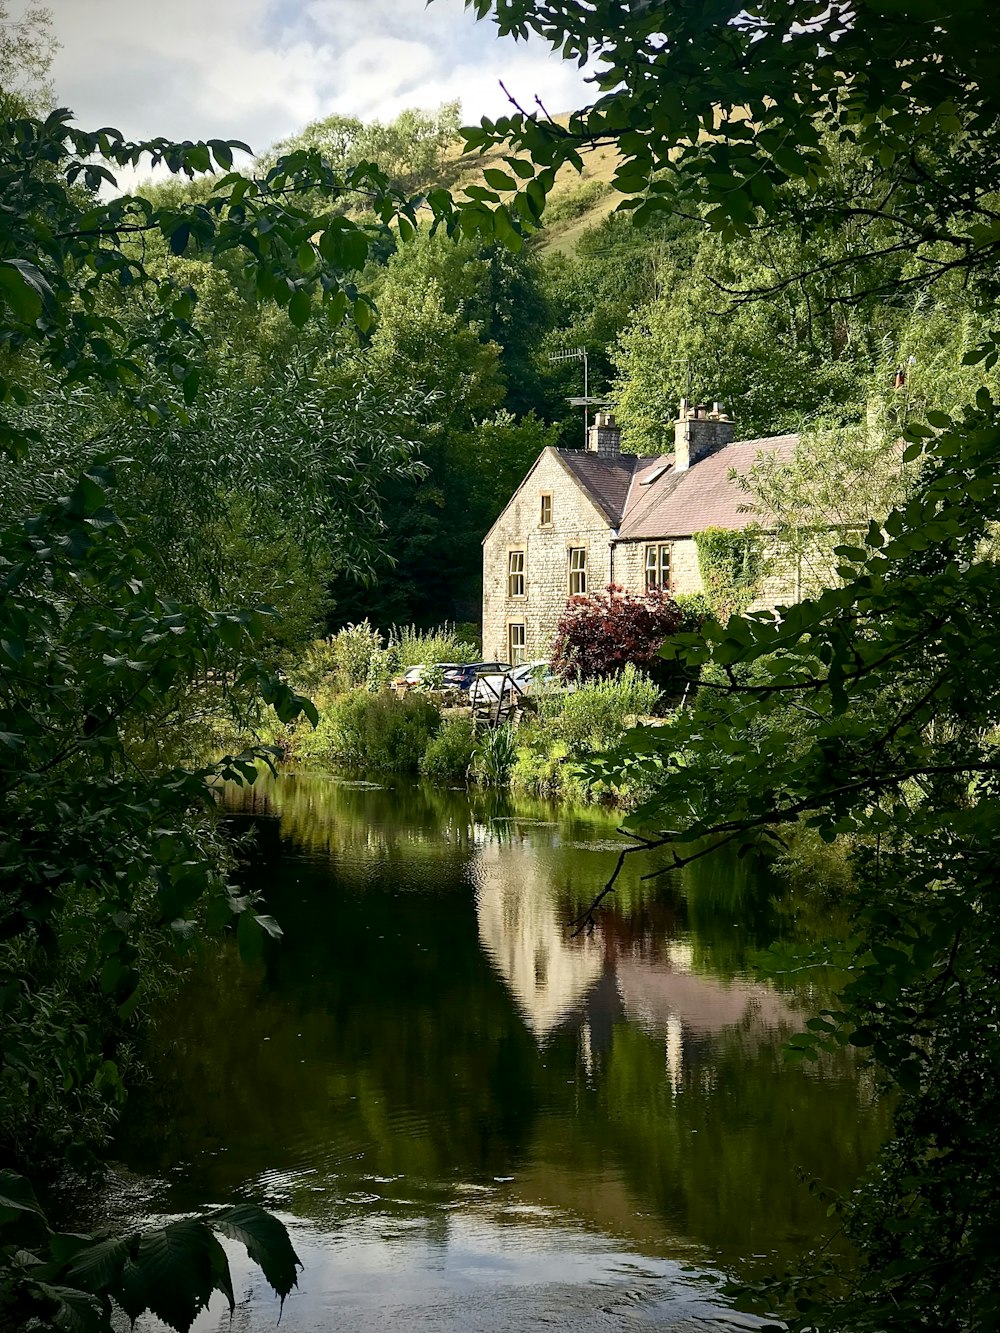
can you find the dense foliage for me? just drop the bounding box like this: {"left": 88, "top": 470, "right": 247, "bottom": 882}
{"left": 0, "top": 64, "right": 478, "bottom": 1327}
{"left": 0, "top": 1174, "right": 299, "bottom": 1333}
{"left": 552, "top": 585, "right": 683, "bottom": 685}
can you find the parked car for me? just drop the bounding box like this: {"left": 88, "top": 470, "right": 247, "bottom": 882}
{"left": 391, "top": 663, "right": 458, "bottom": 691}
{"left": 471, "top": 660, "right": 573, "bottom": 705}
{"left": 441, "top": 661, "right": 511, "bottom": 691}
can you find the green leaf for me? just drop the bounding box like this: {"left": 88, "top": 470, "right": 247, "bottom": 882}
{"left": 64, "top": 1234, "right": 134, "bottom": 1293}
{"left": 353, "top": 297, "right": 372, "bottom": 333}
{"left": 0, "top": 260, "right": 45, "bottom": 322}
{"left": 112, "top": 1220, "right": 233, "bottom": 1332}
{"left": 483, "top": 168, "right": 517, "bottom": 190}
{"left": 505, "top": 157, "right": 535, "bottom": 179}
{"left": 340, "top": 229, "right": 368, "bottom": 270}
{"left": 0, "top": 1170, "right": 47, "bottom": 1225}
{"left": 209, "top": 1203, "right": 301, "bottom": 1303}
{"left": 34, "top": 1282, "right": 105, "bottom": 1333}
{"left": 288, "top": 288, "right": 311, "bottom": 328}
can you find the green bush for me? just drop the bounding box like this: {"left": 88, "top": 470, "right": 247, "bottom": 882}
{"left": 673, "top": 591, "right": 713, "bottom": 633}
{"left": 546, "top": 664, "right": 661, "bottom": 755}
{"left": 511, "top": 736, "right": 588, "bottom": 802}
{"left": 286, "top": 636, "right": 338, "bottom": 696}
{"left": 331, "top": 620, "right": 386, "bottom": 690}
{"left": 305, "top": 689, "right": 441, "bottom": 773}
{"left": 544, "top": 178, "right": 612, "bottom": 224}
{"left": 420, "top": 716, "right": 477, "bottom": 782}
{"left": 389, "top": 623, "right": 480, "bottom": 669}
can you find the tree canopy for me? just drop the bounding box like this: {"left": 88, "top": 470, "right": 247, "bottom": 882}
{"left": 461, "top": 1, "right": 1000, "bottom": 291}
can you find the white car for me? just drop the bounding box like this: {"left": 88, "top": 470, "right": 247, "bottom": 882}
{"left": 471, "top": 660, "right": 572, "bottom": 705}
{"left": 391, "top": 663, "right": 458, "bottom": 691}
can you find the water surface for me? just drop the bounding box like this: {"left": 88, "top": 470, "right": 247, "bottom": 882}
{"left": 110, "top": 773, "right": 888, "bottom": 1330}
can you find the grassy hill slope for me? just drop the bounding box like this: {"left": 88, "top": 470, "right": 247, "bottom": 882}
{"left": 440, "top": 118, "right": 624, "bottom": 254}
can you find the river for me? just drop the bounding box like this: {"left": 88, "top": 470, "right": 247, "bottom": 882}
{"left": 105, "top": 772, "right": 889, "bottom": 1331}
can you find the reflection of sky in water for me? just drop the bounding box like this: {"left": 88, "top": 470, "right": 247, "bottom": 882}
{"left": 131, "top": 1206, "right": 766, "bottom": 1333}
{"left": 109, "top": 774, "right": 888, "bottom": 1333}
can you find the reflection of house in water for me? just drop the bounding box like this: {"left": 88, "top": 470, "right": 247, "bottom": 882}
{"left": 474, "top": 842, "right": 605, "bottom": 1041}
{"left": 474, "top": 848, "right": 795, "bottom": 1090}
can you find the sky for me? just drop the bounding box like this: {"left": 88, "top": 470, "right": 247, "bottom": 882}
{"left": 46, "top": 0, "right": 596, "bottom": 155}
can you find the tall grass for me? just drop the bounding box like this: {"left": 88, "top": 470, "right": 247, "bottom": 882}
{"left": 299, "top": 690, "right": 441, "bottom": 773}
{"left": 474, "top": 724, "right": 519, "bottom": 786}
{"left": 389, "top": 624, "right": 480, "bottom": 669}
{"left": 540, "top": 663, "right": 660, "bottom": 755}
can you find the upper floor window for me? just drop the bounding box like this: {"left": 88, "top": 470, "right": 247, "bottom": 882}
{"left": 540, "top": 493, "right": 553, "bottom": 526}
{"left": 568, "top": 546, "right": 587, "bottom": 595}
{"left": 507, "top": 549, "right": 526, "bottom": 598}
{"left": 644, "top": 543, "right": 671, "bottom": 592}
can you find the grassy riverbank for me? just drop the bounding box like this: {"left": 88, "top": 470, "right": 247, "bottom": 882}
{"left": 242, "top": 624, "right": 666, "bottom": 806}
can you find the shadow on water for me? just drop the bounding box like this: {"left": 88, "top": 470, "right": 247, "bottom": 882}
{"left": 109, "top": 772, "right": 891, "bottom": 1331}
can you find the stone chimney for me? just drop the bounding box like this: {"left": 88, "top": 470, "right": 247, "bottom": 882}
{"left": 586, "top": 410, "right": 622, "bottom": 458}
{"left": 673, "top": 399, "right": 734, "bottom": 471}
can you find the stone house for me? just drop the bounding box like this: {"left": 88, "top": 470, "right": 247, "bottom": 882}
{"left": 481, "top": 404, "right": 801, "bottom": 664}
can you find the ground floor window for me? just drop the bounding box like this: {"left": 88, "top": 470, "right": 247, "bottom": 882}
{"left": 568, "top": 546, "right": 587, "bottom": 595}
{"left": 644, "top": 543, "right": 672, "bottom": 592}
{"left": 508, "top": 622, "right": 527, "bottom": 665}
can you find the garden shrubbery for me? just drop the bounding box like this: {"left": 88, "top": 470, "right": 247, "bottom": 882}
{"left": 301, "top": 689, "right": 441, "bottom": 773}
{"left": 289, "top": 621, "right": 481, "bottom": 698}
{"left": 552, "top": 584, "right": 683, "bottom": 685}
{"left": 420, "top": 716, "right": 477, "bottom": 782}
{"left": 541, "top": 664, "right": 661, "bottom": 755}
{"left": 283, "top": 628, "right": 672, "bottom": 806}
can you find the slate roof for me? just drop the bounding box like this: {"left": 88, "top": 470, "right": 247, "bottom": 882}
{"left": 554, "top": 449, "right": 645, "bottom": 527}
{"left": 555, "top": 433, "right": 800, "bottom": 540}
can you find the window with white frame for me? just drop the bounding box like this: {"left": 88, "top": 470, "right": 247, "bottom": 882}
{"left": 507, "top": 549, "right": 525, "bottom": 598}
{"left": 568, "top": 546, "right": 587, "bottom": 595}
{"left": 508, "top": 622, "right": 526, "bottom": 665}
{"left": 540, "top": 493, "right": 553, "bottom": 526}
{"left": 644, "top": 543, "right": 672, "bottom": 592}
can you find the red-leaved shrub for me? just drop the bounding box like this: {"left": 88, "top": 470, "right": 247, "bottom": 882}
{"left": 552, "top": 584, "right": 684, "bottom": 684}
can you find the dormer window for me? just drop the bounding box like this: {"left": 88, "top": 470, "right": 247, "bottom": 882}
{"left": 540, "top": 493, "right": 553, "bottom": 526}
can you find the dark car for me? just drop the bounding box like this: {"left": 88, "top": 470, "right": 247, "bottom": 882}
{"left": 441, "top": 661, "right": 511, "bottom": 691}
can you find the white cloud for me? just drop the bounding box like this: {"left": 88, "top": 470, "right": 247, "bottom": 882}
{"left": 47, "top": 0, "right": 595, "bottom": 153}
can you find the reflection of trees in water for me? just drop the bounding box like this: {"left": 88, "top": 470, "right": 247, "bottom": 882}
{"left": 114, "top": 776, "right": 890, "bottom": 1273}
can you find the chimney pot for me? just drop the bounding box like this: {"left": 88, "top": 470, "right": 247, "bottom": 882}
{"left": 673, "top": 401, "right": 735, "bottom": 471}
{"left": 586, "top": 410, "right": 621, "bottom": 458}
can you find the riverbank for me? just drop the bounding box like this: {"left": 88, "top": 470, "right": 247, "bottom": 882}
{"left": 256, "top": 668, "right": 663, "bottom": 805}
{"left": 232, "top": 624, "right": 670, "bottom": 806}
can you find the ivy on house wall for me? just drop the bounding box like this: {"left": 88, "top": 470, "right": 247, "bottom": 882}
{"left": 693, "top": 527, "right": 766, "bottom": 618}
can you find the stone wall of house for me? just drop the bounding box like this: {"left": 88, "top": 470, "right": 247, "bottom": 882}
{"left": 749, "top": 537, "right": 800, "bottom": 613}
{"left": 617, "top": 534, "right": 802, "bottom": 614}
{"left": 482, "top": 450, "right": 614, "bottom": 662}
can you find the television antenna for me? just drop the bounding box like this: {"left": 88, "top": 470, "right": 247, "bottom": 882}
{"left": 548, "top": 346, "right": 594, "bottom": 446}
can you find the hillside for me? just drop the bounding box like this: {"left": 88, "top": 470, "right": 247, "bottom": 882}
{"left": 441, "top": 117, "right": 624, "bottom": 254}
